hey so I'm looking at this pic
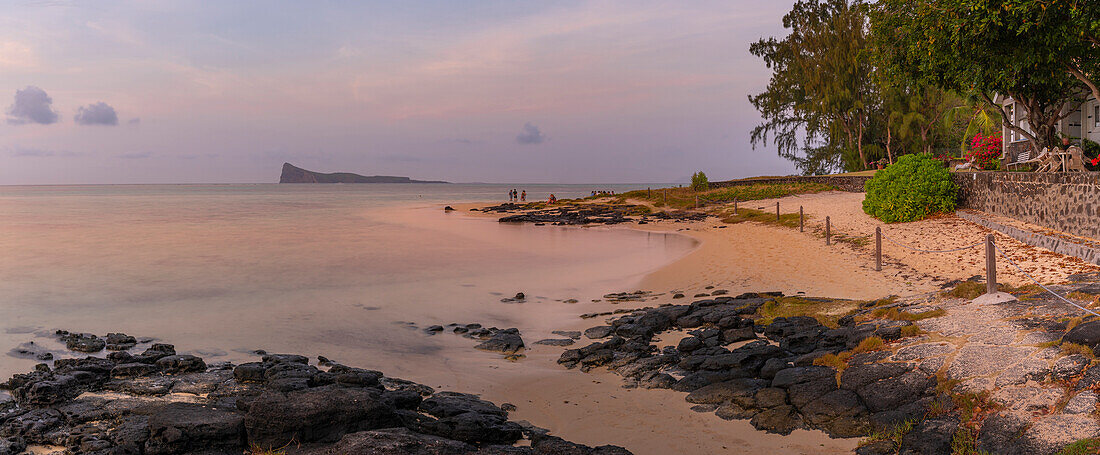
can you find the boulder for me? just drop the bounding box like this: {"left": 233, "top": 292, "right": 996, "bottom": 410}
{"left": 856, "top": 370, "right": 935, "bottom": 413}
{"left": 800, "top": 389, "right": 870, "bottom": 438}
{"left": 1063, "top": 321, "right": 1100, "bottom": 355}
{"left": 299, "top": 428, "right": 474, "bottom": 455}
{"left": 749, "top": 405, "right": 802, "bottom": 435}
{"left": 243, "top": 386, "right": 400, "bottom": 447}
{"left": 898, "top": 417, "right": 958, "bottom": 455}
{"left": 142, "top": 402, "right": 244, "bottom": 455}
{"left": 685, "top": 378, "right": 768, "bottom": 406}
{"left": 155, "top": 355, "right": 207, "bottom": 374}
{"left": 771, "top": 366, "right": 838, "bottom": 408}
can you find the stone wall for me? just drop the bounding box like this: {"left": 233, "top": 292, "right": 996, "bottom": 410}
{"left": 952, "top": 172, "right": 1100, "bottom": 240}
{"left": 710, "top": 175, "right": 872, "bottom": 192}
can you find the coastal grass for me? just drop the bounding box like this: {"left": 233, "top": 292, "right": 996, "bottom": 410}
{"left": 866, "top": 306, "right": 946, "bottom": 322}
{"left": 851, "top": 336, "right": 886, "bottom": 354}
{"left": 719, "top": 208, "right": 803, "bottom": 229}
{"left": 1057, "top": 438, "right": 1100, "bottom": 455}
{"left": 618, "top": 182, "right": 835, "bottom": 210}
{"left": 858, "top": 419, "right": 915, "bottom": 449}
{"left": 813, "top": 351, "right": 853, "bottom": 372}
{"left": 945, "top": 281, "right": 986, "bottom": 300}
{"left": 248, "top": 443, "right": 288, "bottom": 455}
{"left": 899, "top": 325, "right": 924, "bottom": 337}
{"left": 754, "top": 296, "right": 859, "bottom": 328}
{"left": 951, "top": 428, "right": 990, "bottom": 455}
{"left": 1061, "top": 342, "right": 1096, "bottom": 359}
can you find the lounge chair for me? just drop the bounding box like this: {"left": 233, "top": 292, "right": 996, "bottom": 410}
{"left": 1067, "top": 145, "right": 1088, "bottom": 172}
{"left": 954, "top": 157, "right": 975, "bottom": 171}
{"left": 1006, "top": 149, "right": 1035, "bottom": 170}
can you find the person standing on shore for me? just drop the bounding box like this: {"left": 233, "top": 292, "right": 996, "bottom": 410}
{"left": 521, "top": 190, "right": 526, "bottom": 202}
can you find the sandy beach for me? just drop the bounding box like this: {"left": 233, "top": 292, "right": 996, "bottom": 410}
{"left": 447, "top": 190, "right": 1100, "bottom": 454}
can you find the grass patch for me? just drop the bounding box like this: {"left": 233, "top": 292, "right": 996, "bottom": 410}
{"left": 248, "top": 443, "right": 289, "bottom": 455}
{"left": 1057, "top": 438, "right": 1100, "bottom": 455}
{"left": 859, "top": 419, "right": 915, "bottom": 449}
{"left": 946, "top": 281, "right": 986, "bottom": 300}
{"left": 754, "top": 296, "right": 860, "bottom": 328}
{"left": 1061, "top": 342, "right": 1096, "bottom": 359}
{"left": 618, "top": 182, "right": 836, "bottom": 210}
{"left": 813, "top": 351, "right": 853, "bottom": 371}
{"left": 867, "top": 307, "right": 947, "bottom": 322}
{"left": 833, "top": 233, "right": 871, "bottom": 247}
{"left": 900, "top": 325, "right": 924, "bottom": 337}
{"left": 720, "top": 208, "right": 803, "bottom": 229}
{"left": 852, "top": 336, "right": 886, "bottom": 354}
{"left": 951, "top": 427, "right": 990, "bottom": 455}
{"left": 935, "top": 373, "right": 962, "bottom": 395}
{"left": 1037, "top": 340, "right": 1061, "bottom": 349}
{"left": 953, "top": 391, "right": 995, "bottom": 424}
{"left": 1068, "top": 291, "right": 1100, "bottom": 304}
{"left": 1065, "top": 316, "right": 1088, "bottom": 331}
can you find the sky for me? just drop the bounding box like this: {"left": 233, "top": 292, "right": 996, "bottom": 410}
{"left": 0, "top": 0, "right": 799, "bottom": 184}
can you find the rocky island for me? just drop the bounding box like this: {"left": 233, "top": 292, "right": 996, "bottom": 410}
{"left": 279, "top": 163, "right": 448, "bottom": 184}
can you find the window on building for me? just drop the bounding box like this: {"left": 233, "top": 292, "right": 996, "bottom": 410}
{"left": 1094, "top": 105, "right": 1099, "bottom": 127}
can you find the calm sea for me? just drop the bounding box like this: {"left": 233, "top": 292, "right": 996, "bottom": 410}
{"left": 0, "top": 183, "right": 696, "bottom": 383}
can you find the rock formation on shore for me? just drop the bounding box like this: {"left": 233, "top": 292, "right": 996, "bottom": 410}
{"left": 279, "top": 162, "right": 448, "bottom": 184}
{"left": 0, "top": 331, "right": 630, "bottom": 455}
{"left": 476, "top": 202, "right": 707, "bottom": 226}
{"left": 554, "top": 280, "right": 1100, "bottom": 455}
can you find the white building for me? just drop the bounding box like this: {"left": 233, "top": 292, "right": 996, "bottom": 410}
{"left": 998, "top": 94, "right": 1100, "bottom": 161}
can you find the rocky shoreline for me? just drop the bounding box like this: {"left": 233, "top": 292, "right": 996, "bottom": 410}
{"left": 0, "top": 331, "right": 631, "bottom": 455}
{"left": 549, "top": 282, "right": 1100, "bottom": 455}
{"left": 473, "top": 203, "right": 707, "bottom": 226}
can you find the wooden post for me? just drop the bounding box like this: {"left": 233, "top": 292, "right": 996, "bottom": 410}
{"left": 875, "top": 227, "right": 882, "bottom": 271}
{"left": 695, "top": 195, "right": 699, "bottom": 209}
{"left": 986, "top": 234, "right": 997, "bottom": 294}
{"left": 776, "top": 202, "right": 780, "bottom": 222}
{"left": 647, "top": 187, "right": 651, "bottom": 198}
{"left": 826, "top": 216, "right": 831, "bottom": 245}
{"left": 733, "top": 198, "right": 738, "bottom": 215}
{"left": 799, "top": 206, "right": 804, "bottom": 232}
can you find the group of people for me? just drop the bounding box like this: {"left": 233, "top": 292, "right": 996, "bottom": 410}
{"left": 508, "top": 189, "right": 526, "bottom": 202}
{"left": 590, "top": 190, "right": 616, "bottom": 197}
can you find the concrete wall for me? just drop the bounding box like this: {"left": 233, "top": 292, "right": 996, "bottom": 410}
{"left": 710, "top": 175, "right": 872, "bottom": 192}
{"left": 952, "top": 172, "right": 1100, "bottom": 240}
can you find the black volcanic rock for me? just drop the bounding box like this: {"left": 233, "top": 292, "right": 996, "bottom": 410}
{"left": 279, "top": 162, "right": 448, "bottom": 184}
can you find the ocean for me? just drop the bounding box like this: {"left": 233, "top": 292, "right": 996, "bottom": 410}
{"left": 0, "top": 183, "right": 696, "bottom": 385}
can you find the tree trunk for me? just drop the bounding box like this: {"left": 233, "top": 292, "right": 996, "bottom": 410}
{"left": 857, "top": 117, "right": 866, "bottom": 169}
{"left": 886, "top": 125, "right": 894, "bottom": 164}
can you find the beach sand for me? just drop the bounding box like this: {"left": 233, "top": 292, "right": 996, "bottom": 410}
{"left": 450, "top": 191, "right": 1099, "bottom": 454}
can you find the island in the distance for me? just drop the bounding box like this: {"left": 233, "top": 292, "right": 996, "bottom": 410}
{"left": 279, "top": 162, "right": 449, "bottom": 184}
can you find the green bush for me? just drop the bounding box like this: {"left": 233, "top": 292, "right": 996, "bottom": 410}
{"left": 691, "top": 171, "right": 709, "bottom": 191}
{"left": 862, "top": 153, "right": 957, "bottom": 223}
{"left": 1084, "top": 139, "right": 1100, "bottom": 171}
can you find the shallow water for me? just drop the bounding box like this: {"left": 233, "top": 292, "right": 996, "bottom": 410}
{"left": 0, "top": 183, "right": 695, "bottom": 382}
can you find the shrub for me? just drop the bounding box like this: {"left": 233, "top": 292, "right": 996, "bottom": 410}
{"left": 1084, "top": 139, "right": 1100, "bottom": 171}
{"left": 691, "top": 171, "right": 709, "bottom": 191}
{"left": 862, "top": 153, "right": 957, "bottom": 223}
{"left": 968, "top": 133, "right": 1002, "bottom": 170}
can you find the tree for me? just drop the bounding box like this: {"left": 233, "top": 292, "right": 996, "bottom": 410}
{"left": 749, "top": 0, "right": 875, "bottom": 174}
{"left": 872, "top": 0, "right": 1093, "bottom": 153}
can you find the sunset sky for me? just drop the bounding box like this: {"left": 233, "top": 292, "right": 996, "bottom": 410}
{"left": 1, "top": 0, "right": 798, "bottom": 184}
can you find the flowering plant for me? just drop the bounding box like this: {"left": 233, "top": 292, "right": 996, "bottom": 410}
{"left": 967, "top": 133, "right": 1002, "bottom": 169}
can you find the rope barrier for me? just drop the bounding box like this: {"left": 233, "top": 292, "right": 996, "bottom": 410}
{"left": 879, "top": 231, "right": 984, "bottom": 254}
{"left": 991, "top": 241, "right": 1100, "bottom": 318}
